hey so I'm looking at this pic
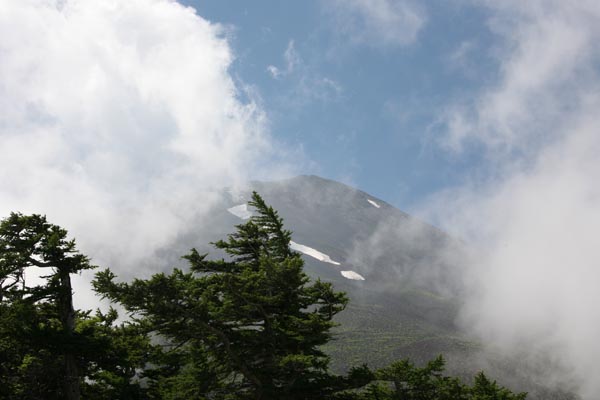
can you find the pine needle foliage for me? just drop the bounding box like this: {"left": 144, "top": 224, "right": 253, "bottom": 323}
{"left": 0, "top": 213, "right": 151, "bottom": 400}
{"left": 94, "top": 192, "right": 354, "bottom": 399}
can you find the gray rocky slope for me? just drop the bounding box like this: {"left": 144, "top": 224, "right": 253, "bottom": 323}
{"left": 162, "top": 175, "right": 469, "bottom": 369}
{"left": 153, "top": 175, "right": 572, "bottom": 399}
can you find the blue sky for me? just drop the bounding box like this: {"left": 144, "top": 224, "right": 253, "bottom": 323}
{"left": 179, "top": 0, "right": 499, "bottom": 210}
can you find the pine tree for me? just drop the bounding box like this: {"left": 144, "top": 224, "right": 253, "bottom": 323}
{"left": 353, "top": 356, "right": 527, "bottom": 400}
{"left": 0, "top": 213, "right": 152, "bottom": 400}
{"left": 94, "top": 192, "right": 361, "bottom": 399}
{"left": 0, "top": 206, "right": 531, "bottom": 400}
{"left": 0, "top": 213, "right": 93, "bottom": 399}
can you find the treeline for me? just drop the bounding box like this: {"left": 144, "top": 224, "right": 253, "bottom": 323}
{"left": 0, "top": 193, "right": 526, "bottom": 399}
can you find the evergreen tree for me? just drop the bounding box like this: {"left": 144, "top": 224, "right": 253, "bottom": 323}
{"left": 0, "top": 205, "right": 530, "bottom": 399}
{"left": 0, "top": 213, "right": 152, "bottom": 400}
{"left": 0, "top": 213, "right": 92, "bottom": 399}
{"left": 352, "top": 356, "right": 527, "bottom": 400}
{"left": 94, "top": 192, "right": 365, "bottom": 399}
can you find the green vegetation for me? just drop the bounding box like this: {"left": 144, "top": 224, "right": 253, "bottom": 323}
{"left": 0, "top": 193, "right": 526, "bottom": 399}
{"left": 0, "top": 213, "right": 152, "bottom": 399}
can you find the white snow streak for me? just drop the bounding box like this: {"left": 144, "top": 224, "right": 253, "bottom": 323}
{"left": 340, "top": 270, "right": 365, "bottom": 280}
{"left": 227, "top": 204, "right": 252, "bottom": 220}
{"left": 367, "top": 199, "right": 381, "bottom": 208}
{"left": 227, "top": 209, "right": 345, "bottom": 268}
{"left": 290, "top": 241, "right": 341, "bottom": 265}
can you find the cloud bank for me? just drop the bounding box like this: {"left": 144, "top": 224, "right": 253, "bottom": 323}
{"left": 425, "top": 1, "right": 600, "bottom": 397}
{"left": 0, "top": 0, "right": 282, "bottom": 277}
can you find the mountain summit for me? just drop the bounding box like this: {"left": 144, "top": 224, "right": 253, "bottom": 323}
{"left": 194, "top": 175, "right": 469, "bottom": 371}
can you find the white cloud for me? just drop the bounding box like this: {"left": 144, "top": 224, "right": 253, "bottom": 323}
{"left": 267, "top": 39, "right": 342, "bottom": 105}
{"left": 267, "top": 40, "right": 300, "bottom": 79}
{"left": 0, "top": 0, "right": 284, "bottom": 285}
{"left": 266, "top": 65, "right": 282, "bottom": 79}
{"left": 443, "top": 1, "right": 600, "bottom": 154}
{"left": 323, "top": 0, "right": 426, "bottom": 48}
{"left": 427, "top": 1, "right": 600, "bottom": 397}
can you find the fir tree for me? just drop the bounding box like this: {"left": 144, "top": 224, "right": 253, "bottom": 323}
{"left": 352, "top": 356, "right": 527, "bottom": 400}
{"left": 0, "top": 206, "right": 531, "bottom": 400}
{"left": 94, "top": 192, "right": 362, "bottom": 399}
{"left": 0, "top": 213, "right": 152, "bottom": 400}
{"left": 0, "top": 213, "right": 92, "bottom": 399}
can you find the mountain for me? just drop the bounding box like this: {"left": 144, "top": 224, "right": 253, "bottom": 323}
{"left": 163, "top": 175, "right": 470, "bottom": 371}
{"left": 159, "top": 175, "right": 572, "bottom": 399}
{"left": 249, "top": 176, "right": 470, "bottom": 369}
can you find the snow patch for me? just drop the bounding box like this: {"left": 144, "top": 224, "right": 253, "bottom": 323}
{"left": 227, "top": 204, "right": 252, "bottom": 220}
{"left": 290, "top": 241, "right": 341, "bottom": 265}
{"left": 340, "top": 270, "right": 365, "bottom": 281}
{"left": 367, "top": 199, "right": 381, "bottom": 208}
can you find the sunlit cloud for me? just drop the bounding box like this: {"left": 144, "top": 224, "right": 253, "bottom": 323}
{"left": 0, "top": 0, "right": 286, "bottom": 274}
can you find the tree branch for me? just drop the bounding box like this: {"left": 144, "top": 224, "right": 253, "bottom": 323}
{"left": 27, "top": 257, "right": 53, "bottom": 268}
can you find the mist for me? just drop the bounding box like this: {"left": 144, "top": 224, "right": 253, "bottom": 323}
{"left": 420, "top": 1, "right": 600, "bottom": 397}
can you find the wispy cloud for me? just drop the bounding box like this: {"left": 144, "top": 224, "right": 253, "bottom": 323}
{"left": 442, "top": 1, "right": 600, "bottom": 155}
{"left": 0, "top": 0, "right": 289, "bottom": 276}
{"left": 446, "top": 40, "right": 481, "bottom": 79}
{"left": 267, "top": 40, "right": 301, "bottom": 79}
{"left": 323, "top": 0, "right": 426, "bottom": 48}
{"left": 266, "top": 39, "right": 342, "bottom": 105}
{"left": 425, "top": 1, "right": 600, "bottom": 396}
